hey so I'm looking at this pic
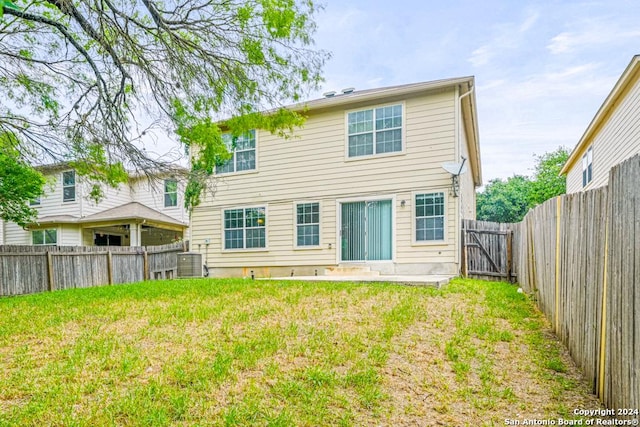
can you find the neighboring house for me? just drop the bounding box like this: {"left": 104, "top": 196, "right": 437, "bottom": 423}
{"left": 0, "top": 164, "right": 189, "bottom": 246}
{"left": 191, "top": 77, "right": 482, "bottom": 277}
{"left": 561, "top": 55, "right": 640, "bottom": 193}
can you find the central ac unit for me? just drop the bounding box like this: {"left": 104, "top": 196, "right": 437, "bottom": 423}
{"left": 177, "top": 252, "right": 203, "bottom": 278}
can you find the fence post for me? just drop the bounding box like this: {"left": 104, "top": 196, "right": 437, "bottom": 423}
{"left": 107, "top": 251, "right": 113, "bottom": 285}
{"left": 461, "top": 221, "right": 468, "bottom": 278}
{"left": 46, "top": 251, "right": 55, "bottom": 292}
{"left": 143, "top": 250, "right": 149, "bottom": 281}
{"left": 527, "top": 216, "right": 537, "bottom": 292}
{"left": 506, "top": 230, "right": 513, "bottom": 283}
{"left": 555, "top": 196, "right": 562, "bottom": 333}
{"left": 598, "top": 215, "right": 609, "bottom": 400}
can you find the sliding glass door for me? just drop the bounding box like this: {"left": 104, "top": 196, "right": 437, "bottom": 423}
{"left": 341, "top": 200, "right": 392, "bottom": 261}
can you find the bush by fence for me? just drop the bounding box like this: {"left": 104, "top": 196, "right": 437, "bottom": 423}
{"left": 509, "top": 155, "right": 639, "bottom": 412}
{"left": 0, "top": 241, "right": 188, "bottom": 297}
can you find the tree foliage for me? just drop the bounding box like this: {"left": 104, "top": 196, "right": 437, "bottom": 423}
{"left": 476, "top": 147, "right": 570, "bottom": 223}
{"left": 0, "top": 132, "right": 46, "bottom": 227}
{"left": 476, "top": 175, "right": 531, "bottom": 224}
{"left": 0, "top": 0, "right": 328, "bottom": 222}
{"left": 529, "top": 147, "right": 570, "bottom": 206}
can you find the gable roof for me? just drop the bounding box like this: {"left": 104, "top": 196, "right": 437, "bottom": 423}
{"left": 291, "top": 76, "right": 482, "bottom": 186}
{"left": 561, "top": 55, "right": 640, "bottom": 175}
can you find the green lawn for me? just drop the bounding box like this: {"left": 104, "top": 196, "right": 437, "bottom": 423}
{"left": 0, "top": 278, "right": 601, "bottom": 426}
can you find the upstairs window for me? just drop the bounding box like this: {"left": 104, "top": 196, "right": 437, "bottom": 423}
{"left": 32, "top": 229, "right": 57, "bottom": 245}
{"left": 217, "top": 130, "right": 256, "bottom": 174}
{"left": 347, "top": 104, "right": 403, "bottom": 157}
{"left": 582, "top": 146, "right": 593, "bottom": 187}
{"left": 164, "top": 178, "right": 178, "bottom": 207}
{"left": 62, "top": 170, "right": 75, "bottom": 202}
{"left": 30, "top": 197, "right": 41, "bottom": 206}
{"left": 415, "top": 192, "right": 445, "bottom": 242}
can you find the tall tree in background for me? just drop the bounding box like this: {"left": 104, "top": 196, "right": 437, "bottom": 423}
{"left": 528, "top": 147, "right": 570, "bottom": 206}
{"left": 0, "top": 0, "right": 328, "bottom": 224}
{"left": 476, "top": 175, "right": 531, "bottom": 223}
{"left": 0, "top": 132, "right": 45, "bottom": 227}
{"left": 476, "top": 146, "right": 570, "bottom": 223}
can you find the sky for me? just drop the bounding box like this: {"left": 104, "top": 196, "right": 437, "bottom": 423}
{"left": 309, "top": 0, "right": 640, "bottom": 183}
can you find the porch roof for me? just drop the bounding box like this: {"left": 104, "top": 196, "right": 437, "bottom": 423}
{"left": 35, "top": 202, "right": 187, "bottom": 228}
{"left": 81, "top": 202, "right": 187, "bottom": 227}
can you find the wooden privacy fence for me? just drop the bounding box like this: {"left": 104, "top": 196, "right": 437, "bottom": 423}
{"left": 483, "top": 155, "right": 639, "bottom": 413}
{"left": 0, "top": 241, "right": 188, "bottom": 297}
{"left": 462, "top": 220, "right": 514, "bottom": 281}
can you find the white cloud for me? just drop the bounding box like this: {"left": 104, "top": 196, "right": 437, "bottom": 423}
{"left": 468, "top": 10, "right": 540, "bottom": 68}
{"left": 469, "top": 46, "right": 491, "bottom": 67}
{"left": 548, "top": 23, "right": 640, "bottom": 54}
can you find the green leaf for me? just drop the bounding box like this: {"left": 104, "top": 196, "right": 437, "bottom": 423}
{"left": 0, "top": 0, "right": 20, "bottom": 19}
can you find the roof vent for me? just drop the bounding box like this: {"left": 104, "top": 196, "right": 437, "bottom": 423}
{"left": 341, "top": 87, "right": 355, "bottom": 94}
{"left": 323, "top": 91, "right": 336, "bottom": 98}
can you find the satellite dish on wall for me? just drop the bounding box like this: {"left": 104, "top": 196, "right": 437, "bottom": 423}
{"left": 441, "top": 159, "right": 468, "bottom": 176}
{"left": 441, "top": 157, "right": 467, "bottom": 197}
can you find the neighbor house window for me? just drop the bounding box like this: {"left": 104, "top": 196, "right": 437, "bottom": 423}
{"left": 30, "top": 197, "right": 41, "bottom": 206}
{"left": 32, "top": 229, "right": 57, "bottom": 245}
{"left": 347, "top": 104, "right": 403, "bottom": 157}
{"left": 415, "top": 192, "right": 445, "bottom": 241}
{"left": 63, "top": 170, "right": 75, "bottom": 202}
{"left": 582, "top": 146, "right": 593, "bottom": 187}
{"left": 224, "top": 207, "right": 266, "bottom": 249}
{"left": 217, "top": 130, "right": 256, "bottom": 174}
{"left": 164, "top": 178, "right": 178, "bottom": 207}
{"left": 296, "top": 202, "right": 320, "bottom": 247}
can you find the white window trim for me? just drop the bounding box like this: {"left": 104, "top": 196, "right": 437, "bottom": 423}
{"left": 32, "top": 227, "right": 59, "bottom": 246}
{"left": 411, "top": 189, "right": 450, "bottom": 246}
{"left": 293, "top": 200, "right": 322, "bottom": 250}
{"left": 164, "top": 178, "right": 179, "bottom": 208}
{"left": 344, "top": 101, "right": 407, "bottom": 161}
{"left": 62, "top": 170, "right": 76, "bottom": 203}
{"left": 220, "top": 204, "right": 268, "bottom": 252}
{"left": 216, "top": 130, "right": 259, "bottom": 175}
{"left": 335, "top": 194, "right": 396, "bottom": 264}
{"left": 582, "top": 146, "right": 593, "bottom": 188}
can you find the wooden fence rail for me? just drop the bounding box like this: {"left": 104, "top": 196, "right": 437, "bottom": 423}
{"left": 0, "top": 241, "right": 188, "bottom": 297}
{"left": 472, "top": 155, "right": 639, "bottom": 413}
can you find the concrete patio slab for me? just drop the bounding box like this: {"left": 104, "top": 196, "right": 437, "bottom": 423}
{"left": 260, "top": 274, "right": 454, "bottom": 288}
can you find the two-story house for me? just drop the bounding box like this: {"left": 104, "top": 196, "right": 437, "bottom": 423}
{"left": 561, "top": 55, "right": 640, "bottom": 193}
{"left": 191, "top": 76, "right": 482, "bottom": 278}
{"left": 0, "top": 164, "right": 189, "bottom": 246}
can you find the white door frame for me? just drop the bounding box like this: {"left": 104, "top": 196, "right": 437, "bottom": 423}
{"left": 335, "top": 194, "right": 396, "bottom": 264}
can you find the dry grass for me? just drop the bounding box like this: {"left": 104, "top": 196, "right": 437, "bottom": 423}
{"left": 0, "top": 278, "right": 602, "bottom": 426}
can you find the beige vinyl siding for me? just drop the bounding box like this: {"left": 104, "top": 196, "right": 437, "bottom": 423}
{"left": 30, "top": 171, "right": 81, "bottom": 220}
{"left": 458, "top": 114, "right": 476, "bottom": 220}
{"left": 130, "top": 177, "right": 188, "bottom": 223}
{"left": 3, "top": 222, "right": 29, "bottom": 244}
{"left": 60, "top": 224, "right": 81, "bottom": 246}
{"left": 566, "top": 159, "right": 584, "bottom": 194}
{"left": 192, "top": 89, "right": 460, "bottom": 272}
{"left": 81, "top": 181, "right": 133, "bottom": 216}
{"left": 566, "top": 73, "right": 640, "bottom": 193}
{"left": 82, "top": 228, "right": 95, "bottom": 246}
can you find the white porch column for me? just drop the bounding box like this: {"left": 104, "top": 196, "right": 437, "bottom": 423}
{"left": 129, "top": 223, "right": 141, "bottom": 247}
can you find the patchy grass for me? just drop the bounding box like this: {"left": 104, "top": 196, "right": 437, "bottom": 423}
{"left": 0, "top": 278, "right": 601, "bottom": 426}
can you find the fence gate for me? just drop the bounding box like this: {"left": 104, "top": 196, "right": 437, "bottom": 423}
{"left": 462, "top": 220, "right": 514, "bottom": 281}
